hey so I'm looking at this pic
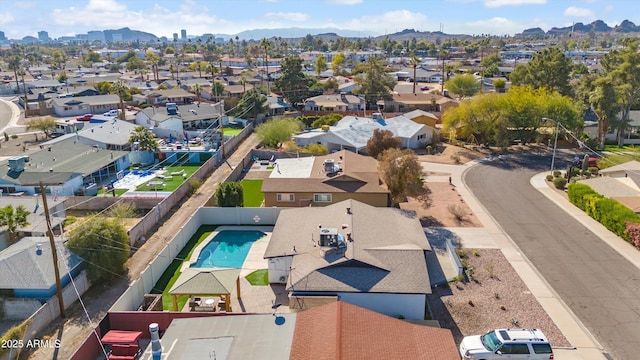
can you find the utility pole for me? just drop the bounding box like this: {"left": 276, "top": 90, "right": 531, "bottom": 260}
{"left": 39, "top": 182, "right": 65, "bottom": 318}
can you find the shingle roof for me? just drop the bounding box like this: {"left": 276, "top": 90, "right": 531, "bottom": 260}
{"left": 290, "top": 301, "right": 459, "bottom": 360}
{"left": 261, "top": 150, "right": 388, "bottom": 194}
{"left": 51, "top": 94, "right": 119, "bottom": 107}
{"left": 0, "top": 237, "right": 81, "bottom": 290}
{"left": 264, "top": 199, "right": 431, "bottom": 294}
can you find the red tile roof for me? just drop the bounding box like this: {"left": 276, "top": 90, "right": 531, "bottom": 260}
{"left": 290, "top": 301, "right": 459, "bottom": 360}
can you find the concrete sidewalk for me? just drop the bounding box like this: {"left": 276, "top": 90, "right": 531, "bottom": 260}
{"left": 424, "top": 160, "right": 607, "bottom": 360}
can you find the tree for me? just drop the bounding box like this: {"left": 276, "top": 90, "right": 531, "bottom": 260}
{"left": 110, "top": 80, "right": 128, "bottom": 120}
{"left": 445, "top": 74, "right": 481, "bottom": 98}
{"left": 67, "top": 217, "right": 129, "bottom": 281}
{"left": 233, "top": 89, "right": 267, "bottom": 119}
{"left": 274, "top": 55, "right": 313, "bottom": 108}
{"left": 379, "top": 148, "right": 428, "bottom": 205}
{"left": 366, "top": 129, "right": 402, "bottom": 159}
{"left": 331, "top": 52, "right": 345, "bottom": 75}
{"left": 509, "top": 47, "right": 573, "bottom": 96}
{"left": 493, "top": 78, "right": 506, "bottom": 93}
{"left": 255, "top": 117, "right": 303, "bottom": 148}
{"left": 191, "top": 83, "right": 202, "bottom": 104}
{"left": 589, "top": 79, "right": 619, "bottom": 148}
{"left": 26, "top": 117, "right": 57, "bottom": 137}
{"left": 129, "top": 125, "right": 159, "bottom": 152}
{"left": 315, "top": 55, "right": 327, "bottom": 76}
{"left": 214, "top": 182, "right": 244, "bottom": 207}
{"left": 310, "top": 113, "right": 343, "bottom": 128}
{"left": 354, "top": 57, "right": 396, "bottom": 109}
{"left": 145, "top": 50, "right": 161, "bottom": 81}
{"left": 260, "top": 38, "right": 272, "bottom": 92}
{"left": 0, "top": 205, "right": 30, "bottom": 244}
{"left": 480, "top": 53, "right": 502, "bottom": 77}
{"left": 7, "top": 55, "right": 22, "bottom": 99}
{"left": 410, "top": 55, "right": 420, "bottom": 94}
{"left": 126, "top": 56, "right": 145, "bottom": 72}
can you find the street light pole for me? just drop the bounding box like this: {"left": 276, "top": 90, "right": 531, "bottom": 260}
{"left": 39, "top": 182, "right": 65, "bottom": 318}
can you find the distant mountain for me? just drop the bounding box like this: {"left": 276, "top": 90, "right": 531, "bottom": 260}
{"left": 521, "top": 19, "right": 639, "bottom": 37}
{"left": 226, "top": 27, "right": 379, "bottom": 40}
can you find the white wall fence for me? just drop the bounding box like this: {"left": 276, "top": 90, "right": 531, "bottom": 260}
{"left": 1, "top": 271, "right": 90, "bottom": 360}
{"left": 109, "top": 207, "right": 282, "bottom": 312}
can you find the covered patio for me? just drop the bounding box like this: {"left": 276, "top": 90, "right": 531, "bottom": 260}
{"left": 168, "top": 268, "right": 241, "bottom": 312}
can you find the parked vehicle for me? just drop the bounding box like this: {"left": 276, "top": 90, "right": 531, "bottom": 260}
{"left": 103, "top": 109, "right": 121, "bottom": 117}
{"left": 76, "top": 113, "right": 93, "bottom": 121}
{"left": 575, "top": 156, "right": 599, "bottom": 169}
{"left": 460, "top": 328, "right": 553, "bottom": 360}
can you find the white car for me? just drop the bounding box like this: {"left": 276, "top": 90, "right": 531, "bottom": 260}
{"left": 103, "top": 109, "right": 121, "bottom": 116}
{"left": 459, "top": 329, "right": 553, "bottom": 360}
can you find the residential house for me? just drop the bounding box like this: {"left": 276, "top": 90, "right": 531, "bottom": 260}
{"left": 607, "top": 110, "right": 640, "bottom": 145}
{"left": 179, "top": 78, "right": 212, "bottom": 91}
{"left": 0, "top": 196, "right": 66, "bottom": 250}
{"left": 599, "top": 160, "right": 640, "bottom": 178}
{"left": 264, "top": 199, "right": 432, "bottom": 320}
{"left": 578, "top": 174, "right": 640, "bottom": 213}
{"left": 132, "top": 89, "right": 197, "bottom": 106}
{"left": 403, "top": 109, "right": 439, "bottom": 128}
{"left": 0, "top": 138, "right": 130, "bottom": 196}
{"left": 303, "top": 93, "right": 365, "bottom": 112}
{"left": 0, "top": 237, "right": 82, "bottom": 299}
{"left": 261, "top": 150, "right": 389, "bottom": 207}
{"left": 265, "top": 95, "right": 292, "bottom": 116}
{"left": 293, "top": 113, "right": 434, "bottom": 154}
{"left": 51, "top": 94, "right": 120, "bottom": 117}
{"left": 290, "top": 301, "right": 459, "bottom": 359}
{"left": 135, "top": 101, "right": 224, "bottom": 138}
{"left": 62, "top": 85, "right": 100, "bottom": 97}
{"left": 46, "top": 118, "right": 138, "bottom": 151}
{"left": 24, "top": 79, "right": 63, "bottom": 92}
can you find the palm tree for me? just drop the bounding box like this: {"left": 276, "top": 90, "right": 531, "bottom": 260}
{"left": 191, "top": 83, "right": 202, "bottom": 105}
{"left": 410, "top": 55, "right": 420, "bottom": 94}
{"left": 0, "top": 205, "right": 30, "bottom": 244}
{"left": 260, "top": 38, "right": 272, "bottom": 92}
{"left": 129, "top": 126, "right": 159, "bottom": 152}
{"left": 110, "top": 80, "right": 128, "bottom": 120}
{"left": 8, "top": 55, "right": 23, "bottom": 102}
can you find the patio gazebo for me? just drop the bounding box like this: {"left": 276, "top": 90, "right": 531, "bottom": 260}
{"left": 168, "top": 268, "right": 241, "bottom": 311}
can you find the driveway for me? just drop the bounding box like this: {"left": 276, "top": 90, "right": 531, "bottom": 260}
{"left": 464, "top": 153, "right": 640, "bottom": 360}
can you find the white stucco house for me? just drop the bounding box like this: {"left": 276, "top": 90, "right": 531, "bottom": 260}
{"left": 263, "top": 199, "right": 432, "bottom": 320}
{"left": 293, "top": 113, "right": 434, "bottom": 154}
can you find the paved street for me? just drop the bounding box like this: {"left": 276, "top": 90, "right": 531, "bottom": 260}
{"left": 465, "top": 154, "right": 640, "bottom": 360}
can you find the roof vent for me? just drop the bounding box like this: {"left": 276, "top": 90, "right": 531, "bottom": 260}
{"left": 324, "top": 159, "right": 335, "bottom": 173}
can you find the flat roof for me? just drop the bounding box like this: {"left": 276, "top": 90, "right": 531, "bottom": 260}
{"left": 268, "top": 157, "right": 314, "bottom": 179}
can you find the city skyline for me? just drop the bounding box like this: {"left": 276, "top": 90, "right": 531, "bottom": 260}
{"left": 1, "top": 0, "right": 640, "bottom": 40}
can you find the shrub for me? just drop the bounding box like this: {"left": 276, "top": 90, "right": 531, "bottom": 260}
{"left": 546, "top": 174, "right": 553, "bottom": 181}
{"left": 553, "top": 177, "right": 567, "bottom": 189}
{"left": 450, "top": 154, "right": 461, "bottom": 164}
{"left": 426, "top": 145, "right": 432, "bottom": 154}
{"left": 188, "top": 178, "right": 203, "bottom": 195}
{"left": 567, "top": 183, "right": 600, "bottom": 211}
{"left": 10, "top": 134, "right": 17, "bottom": 139}
{"left": 553, "top": 170, "right": 561, "bottom": 178}
{"left": 448, "top": 204, "right": 467, "bottom": 222}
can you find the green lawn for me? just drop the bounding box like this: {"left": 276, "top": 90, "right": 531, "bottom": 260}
{"left": 245, "top": 269, "right": 269, "bottom": 286}
{"left": 151, "top": 225, "right": 217, "bottom": 311}
{"left": 222, "top": 127, "right": 243, "bottom": 137}
{"left": 241, "top": 179, "right": 264, "bottom": 207}
{"left": 135, "top": 165, "right": 200, "bottom": 192}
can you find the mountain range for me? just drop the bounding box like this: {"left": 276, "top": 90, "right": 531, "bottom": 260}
{"left": 521, "top": 19, "right": 640, "bottom": 37}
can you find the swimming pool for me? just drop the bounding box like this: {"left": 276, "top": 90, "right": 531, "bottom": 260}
{"left": 191, "top": 230, "right": 266, "bottom": 268}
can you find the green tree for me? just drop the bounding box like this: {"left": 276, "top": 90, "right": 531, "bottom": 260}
{"left": 274, "top": 55, "right": 312, "bottom": 108}
{"left": 354, "top": 57, "right": 396, "bottom": 109}
{"left": 315, "top": 55, "right": 327, "bottom": 76}
{"left": 26, "top": 117, "right": 57, "bottom": 137}
{"left": 493, "top": 78, "right": 506, "bottom": 93}
{"left": 110, "top": 80, "right": 128, "bottom": 120}
{"left": 303, "top": 143, "right": 329, "bottom": 155}
{"left": 7, "top": 55, "right": 22, "bottom": 98}
{"left": 331, "top": 52, "right": 345, "bottom": 75}
{"left": 480, "top": 53, "right": 502, "bottom": 77}
{"left": 445, "top": 74, "right": 481, "bottom": 98}
{"left": 67, "top": 217, "right": 129, "bottom": 281}
{"left": 366, "top": 129, "right": 402, "bottom": 159}
{"left": 255, "top": 117, "right": 303, "bottom": 148}
{"left": 0, "top": 205, "right": 30, "bottom": 244}
{"left": 590, "top": 79, "right": 619, "bottom": 148}
{"left": 260, "top": 38, "right": 272, "bottom": 92}
{"left": 379, "top": 148, "right": 428, "bottom": 205}
{"left": 409, "top": 55, "right": 420, "bottom": 94}
{"left": 233, "top": 89, "right": 267, "bottom": 119}
{"left": 310, "top": 113, "right": 343, "bottom": 128}
{"left": 214, "top": 182, "right": 244, "bottom": 207}
{"left": 85, "top": 50, "right": 101, "bottom": 63}
{"left": 510, "top": 47, "right": 573, "bottom": 96}
{"left": 129, "top": 125, "right": 159, "bottom": 152}
{"left": 145, "top": 50, "right": 161, "bottom": 81}
{"left": 191, "top": 83, "right": 202, "bottom": 104}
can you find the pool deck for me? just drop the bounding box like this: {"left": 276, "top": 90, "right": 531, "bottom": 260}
{"left": 183, "top": 226, "right": 290, "bottom": 315}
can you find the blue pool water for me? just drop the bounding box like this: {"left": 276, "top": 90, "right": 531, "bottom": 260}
{"left": 191, "top": 230, "right": 266, "bottom": 268}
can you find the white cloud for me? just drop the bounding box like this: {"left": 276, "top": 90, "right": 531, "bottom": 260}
{"left": 484, "top": 0, "right": 546, "bottom": 8}
{"left": 326, "top": 0, "right": 364, "bottom": 5}
{"left": 0, "top": 12, "right": 14, "bottom": 26}
{"left": 563, "top": 6, "right": 595, "bottom": 18}
{"left": 454, "top": 17, "right": 528, "bottom": 35}
{"left": 340, "top": 10, "right": 428, "bottom": 33}
{"left": 605, "top": 5, "right": 614, "bottom": 12}
{"left": 265, "top": 12, "right": 309, "bottom": 22}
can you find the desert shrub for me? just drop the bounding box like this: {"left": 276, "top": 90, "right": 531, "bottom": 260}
{"left": 450, "top": 154, "right": 461, "bottom": 164}
{"left": 553, "top": 177, "right": 566, "bottom": 189}
{"left": 188, "top": 178, "right": 203, "bottom": 195}
{"left": 546, "top": 174, "right": 553, "bottom": 181}
{"left": 426, "top": 145, "right": 432, "bottom": 154}
{"left": 448, "top": 204, "right": 467, "bottom": 222}
{"left": 589, "top": 167, "right": 599, "bottom": 175}
{"left": 553, "top": 170, "right": 561, "bottom": 178}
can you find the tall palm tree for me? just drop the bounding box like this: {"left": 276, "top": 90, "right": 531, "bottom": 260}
{"left": 409, "top": 55, "right": 420, "bottom": 94}
{"left": 260, "top": 38, "right": 272, "bottom": 92}
{"left": 191, "top": 83, "right": 202, "bottom": 105}
{"left": 0, "top": 205, "right": 30, "bottom": 244}
{"left": 8, "top": 55, "right": 22, "bottom": 100}
{"left": 129, "top": 126, "right": 159, "bottom": 152}
{"left": 110, "top": 80, "right": 128, "bottom": 120}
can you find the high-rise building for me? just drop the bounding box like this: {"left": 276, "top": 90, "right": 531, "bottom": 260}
{"left": 88, "top": 30, "right": 105, "bottom": 43}
{"left": 173, "top": 33, "right": 178, "bottom": 42}
{"left": 38, "top": 30, "right": 49, "bottom": 42}
{"left": 0, "top": 31, "right": 5, "bottom": 41}
{"left": 181, "top": 29, "right": 187, "bottom": 41}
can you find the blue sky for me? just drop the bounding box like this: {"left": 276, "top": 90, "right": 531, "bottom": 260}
{"left": 1, "top": 0, "right": 638, "bottom": 40}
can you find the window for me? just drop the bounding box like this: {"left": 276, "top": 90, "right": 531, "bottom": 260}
{"left": 418, "top": 134, "right": 426, "bottom": 140}
{"left": 277, "top": 193, "right": 294, "bottom": 202}
{"left": 499, "top": 343, "right": 530, "bottom": 354}
{"left": 532, "top": 344, "right": 552, "bottom": 354}
{"left": 314, "top": 193, "right": 332, "bottom": 202}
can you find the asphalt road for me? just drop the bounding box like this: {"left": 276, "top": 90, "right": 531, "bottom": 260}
{"left": 464, "top": 153, "right": 640, "bottom": 360}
